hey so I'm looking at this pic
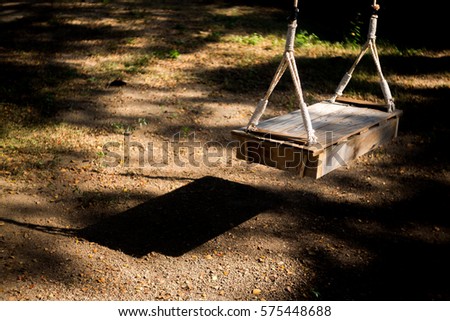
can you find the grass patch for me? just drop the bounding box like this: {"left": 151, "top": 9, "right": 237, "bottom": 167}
{"left": 295, "top": 31, "right": 324, "bottom": 47}
{"left": 124, "top": 54, "right": 151, "bottom": 74}
{"left": 228, "top": 33, "right": 265, "bottom": 45}
{"left": 153, "top": 49, "right": 181, "bottom": 60}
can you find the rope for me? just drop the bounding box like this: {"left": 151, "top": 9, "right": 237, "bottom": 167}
{"left": 247, "top": 99, "right": 268, "bottom": 130}
{"left": 246, "top": 11, "right": 318, "bottom": 145}
{"left": 368, "top": 37, "right": 395, "bottom": 111}
{"left": 329, "top": 2, "right": 395, "bottom": 112}
{"left": 246, "top": 56, "right": 287, "bottom": 129}
{"left": 287, "top": 51, "right": 318, "bottom": 145}
{"left": 285, "top": 21, "right": 297, "bottom": 52}
{"left": 372, "top": 0, "right": 380, "bottom": 11}
{"left": 246, "top": 0, "right": 395, "bottom": 146}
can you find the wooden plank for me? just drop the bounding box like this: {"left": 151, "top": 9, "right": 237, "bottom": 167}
{"left": 307, "top": 111, "right": 381, "bottom": 140}
{"left": 231, "top": 113, "right": 401, "bottom": 179}
{"left": 335, "top": 97, "right": 388, "bottom": 110}
{"left": 314, "top": 109, "right": 402, "bottom": 147}
{"left": 245, "top": 101, "right": 402, "bottom": 148}
{"left": 252, "top": 102, "right": 345, "bottom": 142}
{"left": 316, "top": 115, "right": 400, "bottom": 177}
{"left": 233, "top": 131, "right": 318, "bottom": 176}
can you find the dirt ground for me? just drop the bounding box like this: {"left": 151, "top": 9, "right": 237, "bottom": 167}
{"left": 1, "top": 0, "right": 449, "bottom": 301}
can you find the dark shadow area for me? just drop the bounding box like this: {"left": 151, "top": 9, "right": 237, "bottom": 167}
{"left": 0, "top": 1, "right": 131, "bottom": 123}
{"left": 375, "top": 1, "right": 447, "bottom": 50}
{"left": 0, "top": 1, "right": 139, "bottom": 54}
{"left": 310, "top": 238, "right": 450, "bottom": 300}
{"left": 1, "top": 176, "right": 280, "bottom": 257}
{"left": 202, "top": 53, "right": 450, "bottom": 92}
{"left": 381, "top": 55, "right": 450, "bottom": 76}
{"left": 78, "top": 176, "right": 279, "bottom": 257}
{"left": 0, "top": 60, "right": 83, "bottom": 119}
{"left": 221, "top": 0, "right": 447, "bottom": 50}
{"left": 294, "top": 174, "right": 450, "bottom": 300}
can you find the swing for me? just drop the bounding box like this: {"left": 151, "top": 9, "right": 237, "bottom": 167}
{"left": 231, "top": 0, "right": 402, "bottom": 179}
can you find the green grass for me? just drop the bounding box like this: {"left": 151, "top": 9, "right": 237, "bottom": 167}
{"left": 124, "top": 54, "right": 151, "bottom": 74}
{"left": 228, "top": 33, "right": 265, "bottom": 45}
{"left": 152, "top": 49, "right": 181, "bottom": 60}
{"left": 295, "top": 31, "right": 323, "bottom": 47}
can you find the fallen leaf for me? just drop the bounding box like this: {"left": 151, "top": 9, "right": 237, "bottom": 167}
{"left": 252, "top": 288, "right": 262, "bottom": 295}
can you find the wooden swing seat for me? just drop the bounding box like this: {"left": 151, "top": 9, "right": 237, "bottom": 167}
{"left": 231, "top": 98, "right": 402, "bottom": 179}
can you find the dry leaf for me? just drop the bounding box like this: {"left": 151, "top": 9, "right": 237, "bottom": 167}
{"left": 252, "top": 288, "right": 262, "bottom": 295}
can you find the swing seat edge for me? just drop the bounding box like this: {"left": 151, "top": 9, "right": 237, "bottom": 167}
{"left": 231, "top": 102, "right": 402, "bottom": 179}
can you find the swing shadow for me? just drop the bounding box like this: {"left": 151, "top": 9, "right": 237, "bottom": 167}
{"left": 79, "top": 176, "right": 280, "bottom": 257}
{"left": 0, "top": 176, "right": 279, "bottom": 258}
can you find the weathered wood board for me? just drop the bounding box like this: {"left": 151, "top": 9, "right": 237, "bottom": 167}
{"left": 231, "top": 101, "right": 402, "bottom": 179}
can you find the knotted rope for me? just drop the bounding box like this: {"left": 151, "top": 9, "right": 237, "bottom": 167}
{"left": 247, "top": 0, "right": 318, "bottom": 145}
{"left": 330, "top": 1, "right": 395, "bottom": 112}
